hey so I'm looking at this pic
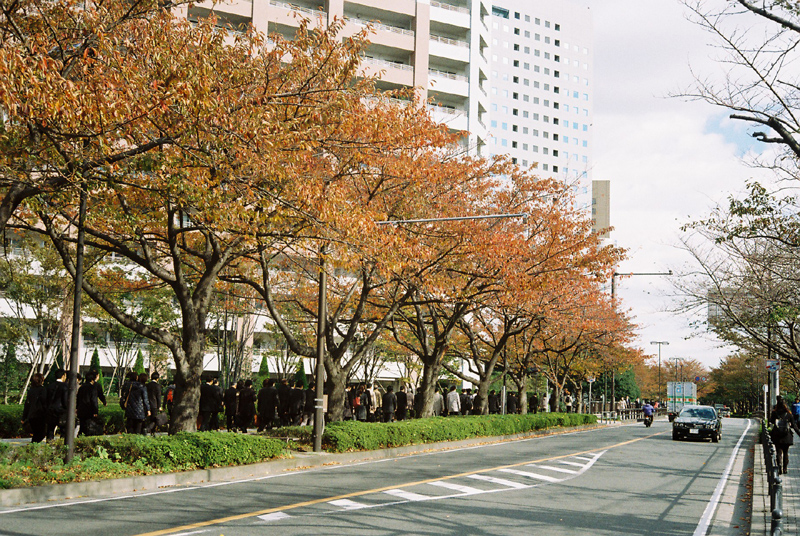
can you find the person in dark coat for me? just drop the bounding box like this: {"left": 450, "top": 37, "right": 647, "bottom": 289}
{"left": 237, "top": 379, "right": 257, "bottom": 432}
{"left": 224, "top": 381, "right": 239, "bottom": 431}
{"left": 125, "top": 373, "right": 151, "bottom": 434}
{"left": 211, "top": 378, "right": 223, "bottom": 430}
{"left": 22, "top": 372, "right": 47, "bottom": 443}
{"left": 45, "top": 368, "right": 69, "bottom": 440}
{"left": 257, "top": 379, "right": 278, "bottom": 431}
{"left": 146, "top": 372, "right": 162, "bottom": 435}
{"left": 289, "top": 380, "right": 305, "bottom": 425}
{"left": 303, "top": 384, "right": 315, "bottom": 426}
{"left": 770, "top": 396, "right": 800, "bottom": 474}
{"left": 382, "top": 385, "right": 397, "bottom": 422}
{"left": 507, "top": 392, "right": 518, "bottom": 414}
{"left": 277, "top": 378, "right": 291, "bottom": 426}
{"left": 199, "top": 376, "right": 221, "bottom": 431}
{"left": 77, "top": 370, "right": 101, "bottom": 436}
{"left": 395, "top": 386, "right": 408, "bottom": 421}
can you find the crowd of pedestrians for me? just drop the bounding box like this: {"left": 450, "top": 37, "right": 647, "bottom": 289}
{"left": 21, "top": 367, "right": 548, "bottom": 441}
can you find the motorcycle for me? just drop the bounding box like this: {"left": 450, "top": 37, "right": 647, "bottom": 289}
{"left": 644, "top": 414, "right": 653, "bottom": 427}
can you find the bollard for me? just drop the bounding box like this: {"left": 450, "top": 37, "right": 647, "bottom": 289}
{"left": 771, "top": 507, "right": 783, "bottom": 536}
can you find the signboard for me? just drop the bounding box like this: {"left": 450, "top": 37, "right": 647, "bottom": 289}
{"left": 766, "top": 359, "right": 781, "bottom": 372}
{"left": 587, "top": 377, "right": 595, "bottom": 383}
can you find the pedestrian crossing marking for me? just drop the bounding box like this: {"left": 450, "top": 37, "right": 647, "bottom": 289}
{"left": 574, "top": 456, "right": 594, "bottom": 462}
{"left": 499, "top": 468, "right": 561, "bottom": 483}
{"left": 468, "top": 474, "right": 529, "bottom": 488}
{"left": 328, "top": 499, "right": 368, "bottom": 510}
{"left": 258, "top": 512, "right": 291, "bottom": 522}
{"left": 428, "top": 481, "right": 484, "bottom": 495}
{"left": 558, "top": 460, "right": 587, "bottom": 467}
{"left": 384, "top": 489, "right": 431, "bottom": 501}
{"left": 531, "top": 464, "right": 579, "bottom": 474}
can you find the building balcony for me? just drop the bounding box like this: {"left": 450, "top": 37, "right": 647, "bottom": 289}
{"left": 270, "top": 0, "right": 327, "bottom": 28}
{"left": 348, "top": 17, "right": 415, "bottom": 50}
{"left": 361, "top": 57, "right": 415, "bottom": 86}
{"left": 430, "top": 1, "right": 470, "bottom": 29}
{"left": 429, "top": 35, "right": 470, "bottom": 63}
{"left": 427, "top": 104, "right": 468, "bottom": 131}
{"left": 428, "top": 69, "right": 469, "bottom": 97}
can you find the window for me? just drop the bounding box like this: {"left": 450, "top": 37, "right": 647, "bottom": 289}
{"left": 523, "top": 144, "right": 528, "bottom": 150}
{"left": 553, "top": 150, "right": 558, "bottom": 156}
{"left": 502, "top": 73, "right": 509, "bottom": 81}
{"left": 555, "top": 23, "right": 561, "bottom": 31}
{"left": 532, "top": 129, "right": 539, "bottom": 136}
{"left": 582, "top": 140, "right": 588, "bottom": 147}
{"left": 490, "top": 120, "right": 497, "bottom": 127}
{"left": 534, "top": 65, "right": 540, "bottom": 72}
{"left": 523, "top": 127, "right": 529, "bottom": 134}
{"left": 513, "top": 76, "right": 519, "bottom": 83}
{"left": 524, "top": 31, "right": 530, "bottom": 38}
{"left": 535, "top": 50, "right": 541, "bottom": 57}
{"left": 535, "top": 18, "right": 540, "bottom": 25}
{"left": 582, "top": 124, "right": 588, "bottom": 131}
{"left": 501, "top": 139, "right": 508, "bottom": 147}
{"left": 543, "top": 148, "right": 549, "bottom": 155}
{"left": 514, "top": 12, "right": 520, "bottom": 19}
{"left": 532, "top": 145, "right": 539, "bottom": 153}
{"left": 554, "top": 55, "right": 560, "bottom": 63}
{"left": 491, "top": 87, "right": 498, "bottom": 95}
{"left": 533, "top": 97, "right": 540, "bottom": 104}
{"left": 502, "top": 89, "right": 509, "bottom": 97}
{"left": 583, "top": 93, "right": 589, "bottom": 101}
{"left": 544, "top": 83, "right": 550, "bottom": 91}
{"left": 545, "top": 37, "right": 550, "bottom": 44}
{"left": 543, "top": 132, "right": 549, "bottom": 139}
{"left": 512, "top": 157, "right": 517, "bottom": 164}
{"left": 524, "top": 46, "right": 530, "bottom": 54}
{"left": 524, "top": 62, "right": 530, "bottom": 70}
{"left": 523, "top": 95, "right": 529, "bottom": 102}
{"left": 553, "top": 165, "right": 558, "bottom": 172}
{"left": 544, "top": 68, "right": 550, "bottom": 75}
{"left": 554, "top": 71, "right": 560, "bottom": 78}
{"left": 512, "top": 108, "right": 519, "bottom": 115}
{"left": 545, "top": 21, "right": 551, "bottom": 28}
{"left": 545, "top": 52, "right": 551, "bottom": 60}
{"left": 554, "top": 87, "right": 560, "bottom": 94}
{"left": 563, "top": 136, "right": 569, "bottom": 143}
{"left": 492, "top": 6, "right": 509, "bottom": 18}
{"left": 535, "top": 33, "right": 540, "bottom": 40}
{"left": 543, "top": 115, "right": 549, "bottom": 122}
{"left": 514, "top": 44, "right": 520, "bottom": 51}
{"left": 512, "top": 141, "right": 518, "bottom": 148}
{"left": 534, "top": 81, "right": 540, "bottom": 89}
{"left": 512, "top": 125, "right": 518, "bottom": 132}
{"left": 523, "top": 111, "right": 529, "bottom": 118}
{"left": 523, "top": 79, "right": 529, "bottom": 86}
{"left": 554, "top": 103, "right": 559, "bottom": 109}
{"left": 525, "top": 15, "right": 530, "bottom": 22}
{"left": 553, "top": 134, "right": 559, "bottom": 141}
{"left": 573, "top": 91, "right": 579, "bottom": 98}
{"left": 501, "top": 122, "right": 508, "bottom": 130}
{"left": 555, "top": 39, "right": 560, "bottom": 47}
{"left": 514, "top": 28, "right": 520, "bottom": 35}
{"left": 513, "top": 60, "right": 520, "bottom": 67}
{"left": 533, "top": 113, "right": 539, "bottom": 120}
{"left": 513, "top": 92, "right": 519, "bottom": 100}
{"left": 553, "top": 118, "right": 559, "bottom": 125}
{"left": 522, "top": 159, "right": 528, "bottom": 166}
{"left": 502, "top": 106, "right": 508, "bottom": 114}
{"left": 543, "top": 164, "right": 548, "bottom": 171}
{"left": 544, "top": 99, "right": 549, "bottom": 107}
{"left": 491, "top": 104, "right": 498, "bottom": 111}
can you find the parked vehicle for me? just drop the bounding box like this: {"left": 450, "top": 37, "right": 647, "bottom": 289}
{"left": 672, "top": 405, "right": 721, "bottom": 442}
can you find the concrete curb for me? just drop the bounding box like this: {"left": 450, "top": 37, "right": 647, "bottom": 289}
{"left": 0, "top": 423, "right": 602, "bottom": 507}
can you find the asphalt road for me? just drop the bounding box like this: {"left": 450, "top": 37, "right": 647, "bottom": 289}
{"left": 0, "top": 418, "right": 757, "bottom": 536}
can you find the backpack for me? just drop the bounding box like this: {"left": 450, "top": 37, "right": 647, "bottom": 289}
{"left": 776, "top": 414, "right": 792, "bottom": 439}
{"left": 353, "top": 395, "right": 361, "bottom": 408}
{"left": 166, "top": 386, "right": 174, "bottom": 404}
{"left": 793, "top": 402, "right": 800, "bottom": 419}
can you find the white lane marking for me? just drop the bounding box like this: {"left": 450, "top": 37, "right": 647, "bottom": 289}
{"left": 468, "top": 474, "right": 529, "bottom": 488}
{"left": 559, "top": 460, "right": 587, "bottom": 467}
{"left": 427, "top": 481, "right": 484, "bottom": 495}
{"left": 573, "top": 456, "right": 594, "bottom": 462}
{"left": 532, "top": 464, "right": 578, "bottom": 474}
{"left": 328, "top": 499, "right": 368, "bottom": 510}
{"left": 258, "top": 512, "right": 291, "bottom": 522}
{"left": 384, "top": 489, "right": 431, "bottom": 501}
{"left": 499, "top": 468, "right": 562, "bottom": 483}
{"left": 172, "top": 531, "right": 209, "bottom": 536}
{"left": 692, "top": 419, "right": 753, "bottom": 536}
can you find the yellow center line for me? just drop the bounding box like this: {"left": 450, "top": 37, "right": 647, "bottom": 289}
{"left": 136, "top": 430, "right": 664, "bottom": 536}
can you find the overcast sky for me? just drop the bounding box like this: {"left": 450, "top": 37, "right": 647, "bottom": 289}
{"left": 584, "top": 0, "right": 774, "bottom": 371}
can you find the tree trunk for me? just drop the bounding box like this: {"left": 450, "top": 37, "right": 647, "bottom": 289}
{"left": 415, "top": 361, "right": 441, "bottom": 417}
{"left": 325, "top": 364, "right": 348, "bottom": 422}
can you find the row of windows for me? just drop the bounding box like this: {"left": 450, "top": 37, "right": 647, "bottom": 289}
{"left": 492, "top": 72, "right": 590, "bottom": 89}
{"left": 493, "top": 34, "right": 589, "bottom": 57}
{"left": 493, "top": 55, "right": 590, "bottom": 75}
{"left": 491, "top": 85, "right": 590, "bottom": 102}
{"left": 491, "top": 7, "right": 562, "bottom": 32}
{"left": 493, "top": 137, "right": 589, "bottom": 161}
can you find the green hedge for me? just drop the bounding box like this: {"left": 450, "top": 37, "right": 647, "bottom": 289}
{"left": 0, "top": 432, "right": 287, "bottom": 489}
{"left": 322, "top": 413, "right": 595, "bottom": 453}
{"left": 0, "top": 404, "right": 127, "bottom": 438}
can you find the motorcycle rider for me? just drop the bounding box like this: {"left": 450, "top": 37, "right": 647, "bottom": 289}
{"left": 642, "top": 400, "right": 655, "bottom": 426}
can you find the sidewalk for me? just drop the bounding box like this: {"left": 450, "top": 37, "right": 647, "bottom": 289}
{"left": 753, "top": 440, "right": 800, "bottom": 536}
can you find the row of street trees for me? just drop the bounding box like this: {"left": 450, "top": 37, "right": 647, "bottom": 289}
{"left": 0, "top": 0, "right": 635, "bottom": 431}
{"left": 676, "top": 2, "right": 800, "bottom": 382}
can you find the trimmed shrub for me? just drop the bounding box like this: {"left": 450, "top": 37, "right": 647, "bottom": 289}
{"left": 0, "top": 404, "right": 24, "bottom": 438}
{"left": 322, "top": 413, "right": 595, "bottom": 453}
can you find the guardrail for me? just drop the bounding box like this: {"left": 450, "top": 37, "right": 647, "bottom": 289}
{"left": 596, "top": 408, "right": 667, "bottom": 423}
{"left": 763, "top": 425, "right": 784, "bottom": 535}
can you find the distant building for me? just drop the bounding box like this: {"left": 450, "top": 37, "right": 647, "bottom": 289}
{"left": 487, "top": 0, "right": 594, "bottom": 213}
{"left": 592, "top": 179, "right": 610, "bottom": 237}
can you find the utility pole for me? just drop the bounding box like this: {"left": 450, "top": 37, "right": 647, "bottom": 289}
{"left": 651, "top": 341, "right": 669, "bottom": 405}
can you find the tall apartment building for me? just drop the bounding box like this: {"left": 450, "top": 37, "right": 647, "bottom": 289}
{"left": 185, "top": 0, "right": 492, "bottom": 153}
{"left": 487, "top": 1, "right": 594, "bottom": 211}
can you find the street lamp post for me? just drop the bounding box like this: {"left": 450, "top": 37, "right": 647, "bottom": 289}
{"left": 651, "top": 341, "right": 669, "bottom": 405}
{"left": 668, "top": 357, "right": 682, "bottom": 413}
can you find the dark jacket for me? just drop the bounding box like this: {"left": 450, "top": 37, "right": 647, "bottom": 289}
{"left": 22, "top": 385, "right": 47, "bottom": 421}
{"left": 199, "top": 382, "right": 221, "bottom": 413}
{"left": 125, "top": 381, "right": 150, "bottom": 420}
{"left": 146, "top": 381, "right": 162, "bottom": 415}
{"left": 771, "top": 405, "right": 800, "bottom": 446}
{"left": 223, "top": 386, "right": 238, "bottom": 415}
{"left": 46, "top": 380, "right": 69, "bottom": 418}
{"left": 304, "top": 388, "right": 315, "bottom": 413}
{"left": 277, "top": 383, "right": 291, "bottom": 413}
{"left": 289, "top": 387, "right": 305, "bottom": 415}
{"left": 257, "top": 386, "right": 278, "bottom": 416}
{"left": 396, "top": 391, "right": 408, "bottom": 416}
{"left": 77, "top": 381, "right": 99, "bottom": 420}
{"left": 238, "top": 387, "right": 256, "bottom": 416}
{"left": 382, "top": 391, "right": 397, "bottom": 414}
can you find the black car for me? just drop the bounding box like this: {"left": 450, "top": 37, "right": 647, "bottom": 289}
{"left": 672, "top": 405, "right": 721, "bottom": 442}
